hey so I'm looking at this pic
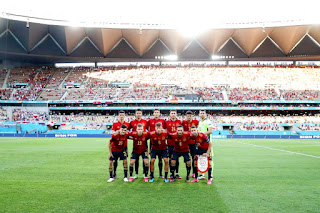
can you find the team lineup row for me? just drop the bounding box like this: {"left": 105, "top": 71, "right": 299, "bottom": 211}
{"left": 108, "top": 109, "right": 214, "bottom": 184}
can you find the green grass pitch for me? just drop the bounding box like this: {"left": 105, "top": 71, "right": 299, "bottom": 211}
{"left": 1, "top": 138, "right": 320, "bottom": 213}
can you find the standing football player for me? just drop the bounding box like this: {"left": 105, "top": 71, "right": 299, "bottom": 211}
{"left": 111, "top": 110, "right": 130, "bottom": 179}
{"left": 197, "top": 110, "right": 213, "bottom": 180}
{"left": 129, "top": 109, "right": 148, "bottom": 179}
{"left": 147, "top": 109, "right": 166, "bottom": 179}
{"left": 182, "top": 111, "right": 199, "bottom": 178}
{"left": 166, "top": 109, "right": 182, "bottom": 179}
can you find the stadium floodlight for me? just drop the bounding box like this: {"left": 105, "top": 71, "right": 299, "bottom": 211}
{"left": 212, "top": 55, "right": 221, "bottom": 60}
{"left": 164, "top": 55, "right": 178, "bottom": 60}
{"left": 55, "top": 63, "right": 95, "bottom": 68}
{"left": 156, "top": 55, "right": 177, "bottom": 60}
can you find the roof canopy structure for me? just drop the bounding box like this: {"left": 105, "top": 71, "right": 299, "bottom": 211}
{"left": 0, "top": 17, "right": 320, "bottom": 63}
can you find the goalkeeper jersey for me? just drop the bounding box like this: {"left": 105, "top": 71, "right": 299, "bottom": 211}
{"left": 198, "top": 118, "right": 213, "bottom": 141}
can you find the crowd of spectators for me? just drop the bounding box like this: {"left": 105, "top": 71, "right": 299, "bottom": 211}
{"left": 1, "top": 107, "right": 320, "bottom": 133}
{"left": 227, "top": 88, "right": 280, "bottom": 101}
{"left": 0, "top": 107, "right": 8, "bottom": 122}
{"left": 298, "top": 123, "right": 320, "bottom": 131}
{"left": 0, "top": 89, "right": 12, "bottom": 100}
{"left": 0, "top": 66, "right": 319, "bottom": 101}
{"left": 12, "top": 109, "right": 48, "bottom": 122}
{"left": 59, "top": 123, "right": 104, "bottom": 130}
{"left": 49, "top": 112, "right": 114, "bottom": 123}
{"left": 0, "top": 69, "right": 9, "bottom": 87}
{"left": 213, "top": 114, "right": 320, "bottom": 124}
{"left": 281, "top": 90, "right": 320, "bottom": 100}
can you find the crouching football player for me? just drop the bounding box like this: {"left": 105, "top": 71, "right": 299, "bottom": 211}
{"left": 169, "top": 125, "right": 192, "bottom": 182}
{"left": 128, "top": 124, "right": 150, "bottom": 182}
{"left": 108, "top": 125, "right": 129, "bottom": 182}
{"left": 190, "top": 126, "right": 213, "bottom": 185}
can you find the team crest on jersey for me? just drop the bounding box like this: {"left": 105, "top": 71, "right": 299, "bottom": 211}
{"left": 199, "top": 139, "right": 202, "bottom": 143}
{"left": 168, "top": 123, "right": 171, "bottom": 126}
{"left": 162, "top": 136, "right": 165, "bottom": 140}
{"left": 142, "top": 137, "right": 145, "bottom": 141}
{"left": 183, "top": 138, "right": 187, "bottom": 142}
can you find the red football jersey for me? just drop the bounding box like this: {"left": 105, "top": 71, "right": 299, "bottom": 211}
{"left": 129, "top": 132, "right": 150, "bottom": 154}
{"left": 182, "top": 119, "right": 199, "bottom": 131}
{"left": 148, "top": 118, "right": 166, "bottom": 132}
{"left": 129, "top": 119, "right": 148, "bottom": 132}
{"left": 190, "top": 133, "right": 210, "bottom": 150}
{"left": 165, "top": 119, "right": 182, "bottom": 146}
{"left": 170, "top": 132, "right": 190, "bottom": 152}
{"left": 111, "top": 121, "right": 130, "bottom": 147}
{"left": 111, "top": 121, "right": 130, "bottom": 131}
{"left": 110, "top": 132, "right": 129, "bottom": 152}
{"left": 149, "top": 130, "right": 168, "bottom": 151}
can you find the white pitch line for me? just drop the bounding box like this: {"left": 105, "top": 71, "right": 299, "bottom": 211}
{"left": 233, "top": 141, "right": 320, "bottom": 159}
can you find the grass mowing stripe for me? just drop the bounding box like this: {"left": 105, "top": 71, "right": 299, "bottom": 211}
{"left": 233, "top": 141, "right": 320, "bottom": 159}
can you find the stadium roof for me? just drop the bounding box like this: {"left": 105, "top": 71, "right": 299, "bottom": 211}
{"left": 0, "top": 0, "right": 320, "bottom": 63}
{"left": 1, "top": 0, "right": 320, "bottom": 29}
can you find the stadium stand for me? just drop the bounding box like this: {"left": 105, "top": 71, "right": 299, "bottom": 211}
{"left": 0, "top": 66, "right": 320, "bottom": 101}
{"left": 0, "top": 69, "right": 9, "bottom": 87}
{"left": 281, "top": 90, "right": 320, "bottom": 100}
{"left": 12, "top": 109, "right": 48, "bottom": 122}
{"left": 0, "top": 89, "right": 12, "bottom": 100}
{"left": 0, "top": 107, "right": 8, "bottom": 122}
{"left": 0, "top": 65, "right": 320, "bottom": 136}
{"left": 227, "top": 88, "right": 280, "bottom": 101}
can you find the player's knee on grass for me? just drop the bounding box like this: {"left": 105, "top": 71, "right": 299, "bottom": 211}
{"left": 186, "top": 160, "right": 191, "bottom": 166}
{"left": 150, "top": 158, "right": 156, "bottom": 164}
{"left": 171, "top": 160, "right": 176, "bottom": 166}
{"left": 130, "top": 159, "right": 135, "bottom": 166}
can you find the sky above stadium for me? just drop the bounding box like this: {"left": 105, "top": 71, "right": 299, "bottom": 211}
{"left": 1, "top": 0, "right": 320, "bottom": 30}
